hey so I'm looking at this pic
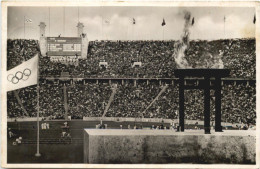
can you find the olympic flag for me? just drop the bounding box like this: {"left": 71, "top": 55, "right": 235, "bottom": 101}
{"left": 6, "top": 54, "right": 38, "bottom": 91}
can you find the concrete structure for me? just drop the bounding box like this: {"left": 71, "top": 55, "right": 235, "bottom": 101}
{"left": 81, "top": 32, "right": 88, "bottom": 59}
{"left": 39, "top": 22, "right": 47, "bottom": 56}
{"left": 174, "top": 69, "right": 230, "bottom": 134}
{"left": 84, "top": 129, "right": 255, "bottom": 164}
{"left": 77, "top": 22, "right": 84, "bottom": 37}
{"left": 39, "top": 22, "right": 89, "bottom": 58}
{"left": 77, "top": 22, "right": 88, "bottom": 59}
{"left": 39, "top": 22, "right": 46, "bottom": 37}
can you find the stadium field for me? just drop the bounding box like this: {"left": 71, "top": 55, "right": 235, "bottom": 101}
{"left": 8, "top": 120, "right": 174, "bottom": 163}
{"left": 7, "top": 120, "right": 250, "bottom": 163}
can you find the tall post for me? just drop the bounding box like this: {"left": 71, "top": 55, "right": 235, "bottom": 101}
{"left": 204, "top": 77, "right": 211, "bottom": 134}
{"left": 163, "top": 26, "right": 165, "bottom": 40}
{"left": 63, "top": 7, "right": 65, "bottom": 36}
{"left": 215, "top": 77, "right": 222, "bottom": 132}
{"left": 35, "top": 54, "right": 41, "bottom": 157}
{"left": 24, "top": 16, "right": 25, "bottom": 39}
{"left": 63, "top": 85, "right": 68, "bottom": 120}
{"left": 179, "top": 77, "right": 185, "bottom": 132}
{"left": 49, "top": 7, "right": 50, "bottom": 36}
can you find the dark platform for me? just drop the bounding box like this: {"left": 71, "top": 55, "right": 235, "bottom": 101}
{"left": 174, "top": 68, "right": 230, "bottom": 77}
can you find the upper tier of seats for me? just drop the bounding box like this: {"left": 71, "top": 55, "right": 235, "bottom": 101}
{"left": 7, "top": 39, "right": 255, "bottom": 78}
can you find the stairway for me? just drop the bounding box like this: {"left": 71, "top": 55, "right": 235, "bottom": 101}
{"left": 102, "top": 85, "right": 117, "bottom": 118}
{"left": 142, "top": 85, "right": 169, "bottom": 115}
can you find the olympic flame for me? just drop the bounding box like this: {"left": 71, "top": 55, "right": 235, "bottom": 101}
{"left": 173, "top": 11, "right": 224, "bottom": 69}
{"left": 173, "top": 11, "right": 192, "bottom": 69}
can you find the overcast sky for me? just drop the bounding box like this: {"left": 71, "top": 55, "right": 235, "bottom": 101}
{"left": 8, "top": 6, "right": 255, "bottom": 41}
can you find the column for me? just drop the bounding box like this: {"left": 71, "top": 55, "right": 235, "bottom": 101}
{"left": 77, "top": 22, "right": 84, "bottom": 37}
{"left": 39, "top": 22, "right": 47, "bottom": 56}
{"left": 204, "top": 77, "right": 211, "bottom": 134}
{"left": 215, "top": 77, "right": 222, "bottom": 132}
{"left": 179, "top": 77, "right": 185, "bottom": 132}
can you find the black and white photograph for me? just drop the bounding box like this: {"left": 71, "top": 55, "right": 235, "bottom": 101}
{"left": 1, "top": 1, "right": 259, "bottom": 168}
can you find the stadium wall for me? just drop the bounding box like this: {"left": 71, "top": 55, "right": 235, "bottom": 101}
{"left": 84, "top": 129, "right": 256, "bottom": 164}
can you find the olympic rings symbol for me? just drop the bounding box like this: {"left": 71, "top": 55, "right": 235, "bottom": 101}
{"left": 7, "top": 68, "right": 31, "bottom": 84}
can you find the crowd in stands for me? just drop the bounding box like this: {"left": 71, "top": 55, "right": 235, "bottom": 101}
{"left": 67, "top": 82, "right": 111, "bottom": 119}
{"left": 222, "top": 82, "right": 256, "bottom": 124}
{"left": 7, "top": 39, "right": 40, "bottom": 70}
{"left": 7, "top": 86, "right": 37, "bottom": 117}
{"left": 7, "top": 39, "right": 255, "bottom": 78}
{"left": 39, "top": 83, "right": 64, "bottom": 119}
{"left": 38, "top": 39, "right": 255, "bottom": 78}
{"left": 6, "top": 38, "right": 256, "bottom": 125}
{"left": 7, "top": 81, "right": 256, "bottom": 125}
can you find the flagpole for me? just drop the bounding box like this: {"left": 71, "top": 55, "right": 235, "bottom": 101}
{"left": 133, "top": 23, "right": 135, "bottom": 40}
{"left": 163, "top": 26, "right": 165, "bottom": 40}
{"left": 63, "top": 7, "right": 65, "bottom": 36}
{"left": 35, "top": 54, "right": 41, "bottom": 157}
{"left": 24, "top": 16, "right": 25, "bottom": 39}
{"left": 78, "top": 7, "right": 79, "bottom": 23}
{"left": 132, "top": 18, "right": 134, "bottom": 40}
{"left": 224, "top": 16, "right": 226, "bottom": 39}
{"left": 101, "top": 6, "right": 103, "bottom": 40}
{"left": 49, "top": 7, "right": 50, "bottom": 36}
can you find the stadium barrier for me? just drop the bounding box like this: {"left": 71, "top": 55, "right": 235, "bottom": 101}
{"left": 7, "top": 117, "right": 237, "bottom": 127}
{"left": 7, "top": 117, "right": 43, "bottom": 122}
{"left": 84, "top": 129, "right": 256, "bottom": 164}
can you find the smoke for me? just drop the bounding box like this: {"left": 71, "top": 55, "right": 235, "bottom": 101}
{"left": 173, "top": 11, "right": 224, "bottom": 69}
{"left": 173, "top": 11, "right": 192, "bottom": 68}
{"left": 212, "top": 53, "right": 224, "bottom": 68}
{"left": 198, "top": 53, "right": 224, "bottom": 69}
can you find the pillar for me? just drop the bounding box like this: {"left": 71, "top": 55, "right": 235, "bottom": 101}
{"left": 77, "top": 22, "right": 84, "bottom": 37}
{"left": 215, "top": 77, "right": 222, "bottom": 132}
{"left": 179, "top": 77, "right": 185, "bottom": 132}
{"left": 39, "top": 22, "right": 46, "bottom": 37}
{"left": 204, "top": 77, "right": 211, "bottom": 134}
{"left": 81, "top": 32, "right": 88, "bottom": 59}
{"left": 39, "top": 22, "right": 47, "bottom": 56}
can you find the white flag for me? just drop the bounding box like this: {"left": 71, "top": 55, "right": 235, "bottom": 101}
{"left": 103, "top": 19, "right": 110, "bottom": 25}
{"left": 6, "top": 54, "right": 38, "bottom": 91}
{"left": 25, "top": 18, "right": 33, "bottom": 23}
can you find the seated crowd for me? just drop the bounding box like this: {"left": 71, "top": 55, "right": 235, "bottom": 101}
{"left": 7, "top": 39, "right": 40, "bottom": 70}
{"left": 7, "top": 39, "right": 255, "bottom": 78}
{"left": 6, "top": 38, "right": 256, "bottom": 125}
{"left": 7, "top": 81, "right": 256, "bottom": 125}
{"left": 38, "top": 39, "right": 255, "bottom": 78}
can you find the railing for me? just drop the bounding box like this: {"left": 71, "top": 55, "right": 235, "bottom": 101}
{"left": 39, "top": 76, "right": 256, "bottom": 81}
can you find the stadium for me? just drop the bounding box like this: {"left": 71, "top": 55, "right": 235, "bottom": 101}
{"left": 5, "top": 6, "right": 256, "bottom": 164}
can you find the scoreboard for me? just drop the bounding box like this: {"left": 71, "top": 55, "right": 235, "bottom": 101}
{"left": 47, "top": 37, "right": 82, "bottom": 56}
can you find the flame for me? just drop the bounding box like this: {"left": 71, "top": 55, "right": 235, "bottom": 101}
{"left": 173, "top": 11, "right": 192, "bottom": 69}
{"left": 173, "top": 11, "right": 224, "bottom": 69}
{"left": 212, "top": 53, "right": 224, "bottom": 68}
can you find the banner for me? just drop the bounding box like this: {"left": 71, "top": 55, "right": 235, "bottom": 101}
{"left": 25, "top": 18, "right": 33, "bottom": 23}
{"left": 6, "top": 54, "right": 38, "bottom": 91}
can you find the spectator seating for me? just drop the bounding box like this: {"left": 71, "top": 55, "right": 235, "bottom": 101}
{"left": 6, "top": 38, "right": 256, "bottom": 125}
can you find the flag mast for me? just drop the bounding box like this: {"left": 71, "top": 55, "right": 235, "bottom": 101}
{"left": 163, "top": 26, "right": 165, "bottom": 40}
{"left": 224, "top": 16, "right": 226, "bottom": 39}
{"left": 35, "top": 54, "right": 41, "bottom": 157}
{"left": 24, "top": 16, "right": 25, "bottom": 39}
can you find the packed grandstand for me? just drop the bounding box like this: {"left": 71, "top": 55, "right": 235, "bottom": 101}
{"left": 7, "top": 38, "right": 256, "bottom": 125}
